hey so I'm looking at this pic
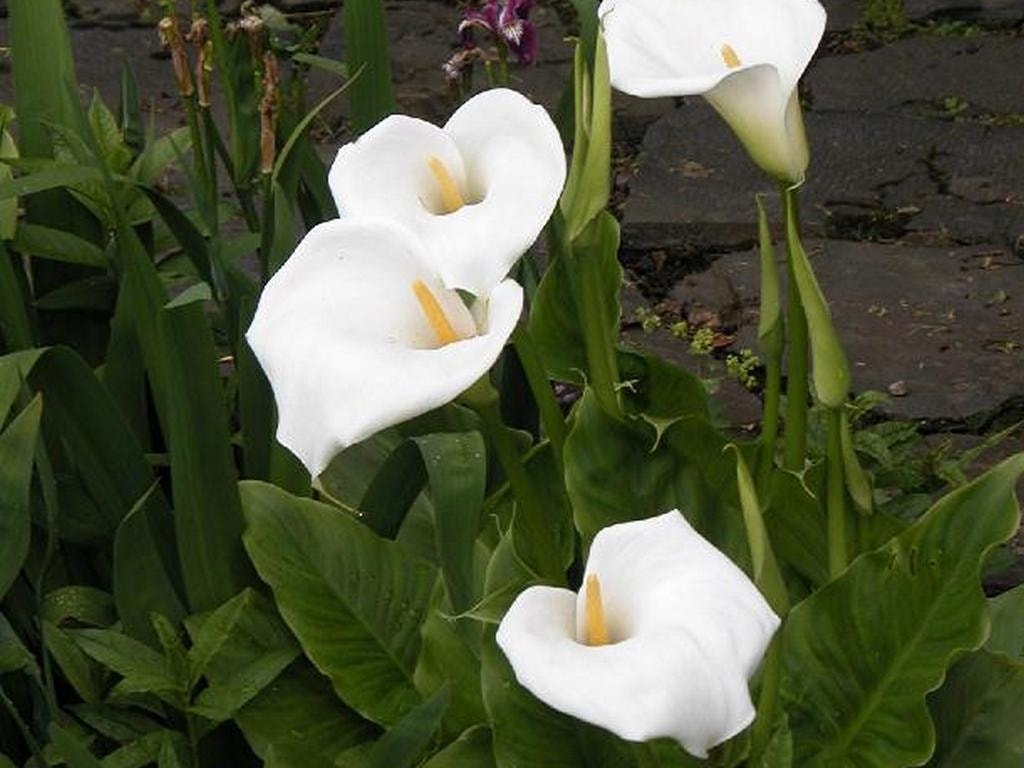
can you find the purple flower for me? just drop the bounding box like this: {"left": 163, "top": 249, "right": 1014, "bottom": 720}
{"left": 458, "top": 0, "right": 538, "bottom": 64}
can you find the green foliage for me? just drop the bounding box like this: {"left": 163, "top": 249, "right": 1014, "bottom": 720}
{"left": 782, "top": 455, "right": 1024, "bottom": 766}
{"left": 343, "top": 0, "right": 397, "bottom": 133}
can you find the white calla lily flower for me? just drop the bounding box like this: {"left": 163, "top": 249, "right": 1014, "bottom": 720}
{"left": 246, "top": 218, "right": 523, "bottom": 477}
{"left": 328, "top": 88, "right": 566, "bottom": 296}
{"left": 598, "top": 0, "right": 826, "bottom": 182}
{"left": 496, "top": 510, "right": 779, "bottom": 757}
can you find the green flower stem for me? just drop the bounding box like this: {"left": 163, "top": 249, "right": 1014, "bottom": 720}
{"left": 826, "top": 407, "right": 848, "bottom": 578}
{"left": 755, "top": 194, "right": 783, "bottom": 490}
{"left": 467, "top": 380, "right": 562, "bottom": 579}
{"left": 749, "top": 633, "right": 783, "bottom": 764}
{"left": 781, "top": 184, "right": 809, "bottom": 471}
{"left": 575, "top": 243, "right": 621, "bottom": 419}
{"left": 511, "top": 323, "right": 567, "bottom": 463}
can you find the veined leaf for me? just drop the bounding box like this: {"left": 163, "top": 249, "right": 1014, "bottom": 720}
{"left": 782, "top": 454, "right": 1024, "bottom": 767}
{"left": 987, "top": 584, "right": 1024, "bottom": 659}
{"left": 366, "top": 685, "right": 450, "bottom": 768}
{"left": 925, "top": 649, "right": 1024, "bottom": 768}
{"left": 12, "top": 223, "right": 108, "bottom": 268}
{"left": 241, "top": 481, "right": 436, "bottom": 726}
{"left": 343, "top": 0, "right": 395, "bottom": 133}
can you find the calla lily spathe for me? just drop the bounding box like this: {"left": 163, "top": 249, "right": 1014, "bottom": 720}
{"left": 329, "top": 88, "right": 565, "bottom": 296}
{"left": 496, "top": 510, "right": 779, "bottom": 757}
{"left": 246, "top": 218, "right": 523, "bottom": 477}
{"left": 598, "top": 0, "right": 826, "bottom": 182}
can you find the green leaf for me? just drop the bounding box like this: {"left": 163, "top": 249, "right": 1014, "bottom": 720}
{"left": 0, "top": 242, "right": 35, "bottom": 351}
{"left": 781, "top": 454, "right": 1024, "bottom": 767}
{"left": 755, "top": 194, "right": 782, "bottom": 362}
{"left": 112, "top": 495, "right": 187, "bottom": 646}
{"left": 241, "top": 481, "right": 436, "bottom": 725}
{"left": 189, "top": 647, "right": 298, "bottom": 722}
{"left": 236, "top": 661, "right": 376, "bottom": 761}
{"left": 413, "top": 432, "right": 487, "bottom": 614}
{"left": 48, "top": 724, "right": 103, "bottom": 768}
{"left": 343, "top": 0, "right": 396, "bottom": 133}
{"left": 292, "top": 53, "right": 350, "bottom": 79}
{"left": 0, "top": 164, "right": 101, "bottom": 201}
{"left": 366, "top": 685, "right": 450, "bottom": 768}
{"left": 186, "top": 589, "right": 259, "bottom": 686}
{"left": 118, "top": 62, "right": 144, "bottom": 154}
{"left": 763, "top": 469, "right": 828, "bottom": 588}
{"left": 44, "top": 620, "right": 105, "bottom": 703}
{"left": 158, "top": 300, "right": 253, "bottom": 611}
{"left": 925, "top": 649, "right": 1024, "bottom": 767}
{"left": 0, "top": 612, "right": 39, "bottom": 677}
{"left": 0, "top": 395, "right": 41, "bottom": 599}
{"left": 70, "top": 628, "right": 183, "bottom": 706}
{"left": 11, "top": 223, "right": 108, "bottom": 268}
{"left": 559, "top": 33, "right": 610, "bottom": 239}
{"left": 987, "top": 584, "right": 1024, "bottom": 659}
{"left": 357, "top": 438, "right": 429, "bottom": 539}
{"left": 422, "top": 727, "right": 494, "bottom": 768}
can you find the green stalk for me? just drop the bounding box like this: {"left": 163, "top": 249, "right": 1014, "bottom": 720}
{"left": 758, "top": 361, "right": 782, "bottom": 489}
{"left": 749, "top": 634, "right": 783, "bottom": 763}
{"left": 781, "top": 184, "right": 808, "bottom": 471}
{"left": 467, "top": 381, "right": 561, "bottom": 579}
{"left": 511, "top": 323, "right": 567, "bottom": 463}
{"left": 574, "top": 242, "right": 621, "bottom": 418}
{"left": 183, "top": 98, "right": 209, "bottom": 206}
{"left": 755, "top": 194, "right": 783, "bottom": 490}
{"left": 826, "top": 407, "right": 847, "bottom": 578}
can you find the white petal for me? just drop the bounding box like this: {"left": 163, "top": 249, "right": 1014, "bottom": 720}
{"left": 496, "top": 511, "right": 779, "bottom": 757}
{"left": 599, "top": 0, "right": 822, "bottom": 181}
{"left": 328, "top": 90, "right": 565, "bottom": 296}
{"left": 246, "top": 218, "right": 523, "bottom": 476}
{"left": 704, "top": 68, "right": 810, "bottom": 182}
{"left": 599, "top": 0, "right": 825, "bottom": 98}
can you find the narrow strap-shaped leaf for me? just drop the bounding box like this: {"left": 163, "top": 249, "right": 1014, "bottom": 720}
{"left": 413, "top": 433, "right": 487, "bottom": 615}
{"left": 0, "top": 395, "right": 42, "bottom": 599}
{"left": 343, "top": 0, "right": 395, "bottom": 133}
{"left": 158, "top": 300, "right": 253, "bottom": 612}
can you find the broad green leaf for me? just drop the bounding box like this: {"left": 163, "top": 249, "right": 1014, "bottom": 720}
{"left": 413, "top": 432, "right": 487, "bottom": 614}
{"left": 782, "top": 454, "right": 1024, "bottom": 767}
{"left": 241, "top": 481, "right": 436, "bottom": 725}
{"left": 70, "top": 628, "right": 183, "bottom": 706}
{"left": 0, "top": 164, "right": 101, "bottom": 201}
{"left": 48, "top": 724, "right": 103, "bottom": 768}
{"left": 0, "top": 395, "right": 41, "bottom": 598}
{"left": 12, "top": 223, "right": 108, "bottom": 268}
{"left": 482, "top": 631, "right": 637, "bottom": 768}
{"left": 763, "top": 469, "right": 828, "bottom": 588}
{"left": 343, "top": 0, "right": 396, "bottom": 133}
{"left": 0, "top": 127, "right": 20, "bottom": 240}
{"left": 925, "top": 649, "right": 1024, "bottom": 767}
{"left": 87, "top": 91, "right": 131, "bottom": 171}
{"left": 186, "top": 589, "right": 260, "bottom": 685}
{"left": 414, "top": 590, "right": 486, "bottom": 737}
{"left": 366, "top": 686, "right": 450, "bottom": 768}
{"left": 44, "top": 620, "right": 105, "bottom": 703}
{"left": 619, "top": 350, "right": 710, "bottom": 434}
{"left": 158, "top": 300, "right": 253, "bottom": 611}
{"left": 482, "top": 631, "right": 587, "bottom": 768}
{"left": 422, "top": 726, "right": 494, "bottom": 768}
{"left": 355, "top": 437, "right": 428, "bottom": 539}
{"left": 189, "top": 647, "right": 298, "bottom": 722}
{"left": 236, "top": 661, "right": 376, "bottom": 761}
{"left": 101, "top": 730, "right": 186, "bottom": 768}
{"left": 987, "top": 584, "right": 1024, "bottom": 659}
